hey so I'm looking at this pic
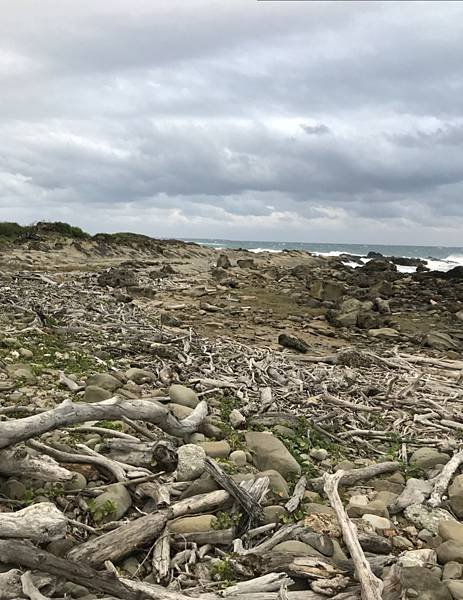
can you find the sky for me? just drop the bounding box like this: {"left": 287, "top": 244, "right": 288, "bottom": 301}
{"left": 1, "top": 0, "right": 463, "bottom": 245}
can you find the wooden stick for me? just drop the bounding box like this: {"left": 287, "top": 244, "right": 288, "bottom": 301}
{"left": 285, "top": 476, "right": 307, "bottom": 513}
{"left": 323, "top": 471, "right": 383, "bottom": 600}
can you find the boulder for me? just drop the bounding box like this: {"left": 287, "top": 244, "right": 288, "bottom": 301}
{"left": 86, "top": 373, "right": 122, "bottom": 392}
{"left": 362, "top": 514, "right": 391, "bottom": 531}
{"left": 229, "top": 450, "right": 247, "bottom": 467}
{"left": 262, "top": 505, "right": 287, "bottom": 524}
{"left": 90, "top": 483, "right": 132, "bottom": 523}
{"left": 237, "top": 259, "right": 255, "bottom": 269}
{"left": 309, "top": 280, "right": 345, "bottom": 303}
{"left": 362, "top": 259, "right": 397, "bottom": 272}
{"left": 390, "top": 566, "right": 452, "bottom": 600}
{"left": 398, "top": 549, "right": 437, "bottom": 568}
{"left": 437, "top": 541, "right": 463, "bottom": 564}
{"left": 168, "top": 384, "right": 199, "bottom": 408}
{"left": 168, "top": 403, "right": 193, "bottom": 419}
{"left": 448, "top": 475, "right": 463, "bottom": 518}
{"left": 176, "top": 444, "right": 206, "bottom": 481}
{"left": 347, "top": 498, "right": 389, "bottom": 519}
{"left": 439, "top": 520, "right": 463, "bottom": 545}
{"left": 442, "top": 561, "right": 462, "bottom": 581}
{"left": 405, "top": 504, "right": 456, "bottom": 535}
{"left": 410, "top": 448, "right": 450, "bottom": 470}
{"left": 367, "top": 327, "right": 400, "bottom": 339}
{"left": 229, "top": 409, "right": 246, "bottom": 428}
{"left": 256, "top": 470, "right": 289, "bottom": 500}
{"left": 125, "top": 368, "right": 156, "bottom": 384}
{"left": 245, "top": 432, "right": 301, "bottom": 478}
{"left": 424, "top": 332, "right": 459, "bottom": 350}
{"left": 83, "top": 385, "right": 112, "bottom": 403}
{"left": 216, "top": 254, "right": 231, "bottom": 269}
{"left": 169, "top": 515, "right": 217, "bottom": 534}
{"left": 273, "top": 540, "right": 323, "bottom": 557}
{"left": 198, "top": 441, "right": 231, "bottom": 459}
{"left": 447, "top": 581, "right": 463, "bottom": 599}
{"left": 97, "top": 268, "right": 138, "bottom": 288}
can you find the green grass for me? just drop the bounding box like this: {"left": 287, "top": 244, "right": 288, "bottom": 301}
{"left": 0, "top": 221, "right": 89, "bottom": 241}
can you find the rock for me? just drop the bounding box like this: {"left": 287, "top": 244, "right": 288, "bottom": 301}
{"left": 86, "top": 373, "right": 122, "bottom": 392}
{"left": 362, "top": 514, "right": 391, "bottom": 530}
{"left": 168, "top": 403, "right": 193, "bottom": 419}
{"left": 2, "top": 479, "right": 26, "bottom": 500}
{"left": 309, "top": 280, "right": 345, "bottom": 302}
{"left": 299, "top": 532, "right": 334, "bottom": 556}
{"left": 394, "top": 566, "right": 451, "bottom": 600}
{"left": 125, "top": 368, "right": 156, "bottom": 384}
{"left": 410, "top": 448, "right": 450, "bottom": 470}
{"left": 63, "top": 472, "right": 87, "bottom": 491}
{"left": 237, "top": 258, "right": 255, "bottom": 269}
{"left": 447, "top": 581, "right": 463, "bottom": 599}
{"left": 405, "top": 504, "right": 456, "bottom": 535}
{"left": 5, "top": 364, "right": 36, "bottom": 384}
{"left": 256, "top": 470, "right": 289, "bottom": 500}
{"left": 398, "top": 549, "right": 437, "bottom": 568}
{"left": 121, "top": 557, "right": 140, "bottom": 576}
{"left": 437, "top": 541, "right": 463, "bottom": 564}
{"left": 188, "top": 432, "right": 206, "bottom": 443}
{"left": 97, "top": 268, "right": 138, "bottom": 288}
{"left": 83, "top": 385, "right": 112, "bottom": 403}
{"left": 245, "top": 431, "right": 301, "bottom": 478}
{"left": 229, "top": 409, "right": 246, "bottom": 428}
{"left": 424, "top": 332, "right": 459, "bottom": 350}
{"left": 18, "top": 348, "right": 33, "bottom": 359}
{"left": 362, "top": 259, "right": 397, "bottom": 272}
{"left": 216, "top": 254, "right": 231, "bottom": 269}
{"left": 170, "top": 515, "right": 217, "bottom": 534}
{"left": 180, "top": 477, "right": 219, "bottom": 499}
{"left": 273, "top": 540, "right": 323, "bottom": 557}
{"left": 278, "top": 333, "right": 308, "bottom": 353}
{"left": 375, "top": 297, "right": 391, "bottom": 314}
{"left": 90, "top": 483, "right": 132, "bottom": 523}
{"left": 448, "top": 475, "right": 463, "bottom": 518}
{"left": 304, "top": 503, "right": 335, "bottom": 516}
{"left": 392, "top": 536, "right": 414, "bottom": 551}
{"left": 47, "top": 537, "right": 77, "bottom": 557}
{"left": 229, "top": 450, "right": 247, "bottom": 467}
{"left": 176, "top": 444, "right": 206, "bottom": 481}
{"left": 169, "top": 384, "right": 199, "bottom": 408}
{"left": 368, "top": 327, "right": 400, "bottom": 339}
{"left": 443, "top": 561, "right": 462, "bottom": 581}
{"left": 273, "top": 425, "right": 296, "bottom": 438}
{"left": 347, "top": 498, "right": 389, "bottom": 518}
{"left": 335, "top": 460, "right": 356, "bottom": 471}
{"left": 439, "top": 521, "right": 463, "bottom": 545}
{"left": 455, "top": 310, "right": 463, "bottom": 322}
{"left": 199, "top": 441, "right": 231, "bottom": 458}
{"left": 262, "top": 505, "right": 287, "bottom": 524}
{"left": 309, "top": 448, "right": 328, "bottom": 462}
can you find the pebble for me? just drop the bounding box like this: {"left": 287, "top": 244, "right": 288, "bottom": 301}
{"left": 83, "top": 385, "right": 112, "bottom": 403}
{"left": 437, "top": 540, "right": 463, "bottom": 564}
{"left": 168, "top": 384, "right": 199, "bottom": 408}
{"left": 90, "top": 483, "right": 132, "bottom": 523}
{"left": 199, "top": 440, "right": 231, "bottom": 458}
{"left": 362, "top": 514, "right": 391, "bottom": 530}
{"left": 309, "top": 448, "right": 328, "bottom": 461}
{"left": 176, "top": 444, "right": 206, "bottom": 481}
{"left": 262, "top": 505, "right": 287, "bottom": 524}
{"left": 170, "top": 515, "right": 217, "bottom": 534}
{"left": 229, "top": 408, "right": 246, "bottom": 428}
{"left": 443, "top": 561, "right": 463, "bottom": 580}
{"left": 86, "top": 373, "right": 122, "bottom": 392}
{"left": 229, "top": 450, "right": 247, "bottom": 467}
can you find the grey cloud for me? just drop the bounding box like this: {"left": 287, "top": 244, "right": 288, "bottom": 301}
{"left": 1, "top": 1, "right": 463, "bottom": 243}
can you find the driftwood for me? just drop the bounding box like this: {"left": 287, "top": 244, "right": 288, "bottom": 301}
{"left": 221, "top": 573, "right": 294, "bottom": 597}
{"left": 0, "top": 502, "right": 67, "bottom": 543}
{"left": 0, "top": 539, "right": 139, "bottom": 600}
{"left": 309, "top": 462, "right": 399, "bottom": 493}
{"left": 428, "top": 449, "right": 463, "bottom": 508}
{"left": 285, "top": 475, "right": 307, "bottom": 513}
{"left": 21, "top": 571, "right": 50, "bottom": 600}
{"left": 152, "top": 526, "right": 170, "bottom": 583}
{"left": 0, "top": 396, "right": 208, "bottom": 449}
{"left": 68, "top": 489, "right": 230, "bottom": 566}
{"left": 0, "top": 446, "right": 76, "bottom": 482}
{"left": 324, "top": 471, "right": 383, "bottom": 600}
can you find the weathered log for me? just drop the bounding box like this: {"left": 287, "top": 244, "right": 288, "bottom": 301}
{"left": 0, "top": 540, "right": 139, "bottom": 600}
{"left": 285, "top": 476, "right": 307, "bottom": 513}
{"left": 68, "top": 489, "right": 230, "bottom": 566}
{"left": 0, "top": 396, "right": 208, "bottom": 449}
{"left": 308, "top": 462, "right": 399, "bottom": 493}
{"left": 428, "top": 449, "right": 463, "bottom": 508}
{"left": 0, "top": 446, "right": 76, "bottom": 482}
{"left": 253, "top": 553, "right": 345, "bottom": 580}
{"left": 324, "top": 471, "right": 383, "bottom": 600}
{"left": 221, "top": 573, "right": 293, "bottom": 597}
{"left": 0, "top": 502, "right": 67, "bottom": 543}
{"left": 152, "top": 526, "right": 170, "bottom": 583}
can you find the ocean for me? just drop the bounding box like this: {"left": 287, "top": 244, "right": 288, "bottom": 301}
{"left": 184, "top": 239, "right": 463, "bottom": 274}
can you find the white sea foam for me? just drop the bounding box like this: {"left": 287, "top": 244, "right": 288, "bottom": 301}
{"left": 248, "top": 247, "right": 283, "bottom": 254}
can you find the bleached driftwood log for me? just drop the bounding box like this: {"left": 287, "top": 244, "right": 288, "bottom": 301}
{"left": 428, "top": 449, "right": 463, "bottom": 508}
{"left": 221, "top": 573, "right": 293, "bottom": 597}
{"left": 0, "top": 502, "right": 67, "bottom": 543}
{"left": 152, "top": 526, "right": 170, "bottom": 583}
{"left": 324, "top": 471, "right": 382, "bottom": 600}
{"left": 0, "top": 446, "right": 76, "bottom": 482}
{"left": 309, "top": 462, "right": 399, "bottom": 493}
{"left": 0, "top": 396, "right": 208, "bottom": 448}
{"left": 285, "top": 476, "right": 307, "bottom": 513}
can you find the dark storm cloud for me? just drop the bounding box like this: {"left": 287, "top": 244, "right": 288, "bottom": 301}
{"left": 1, "top": 0, "right": 463, "bottom": 243}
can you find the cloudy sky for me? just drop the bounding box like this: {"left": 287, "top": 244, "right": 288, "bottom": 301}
{"left": 1, "top": 1, "right": 463, "bottom": 244}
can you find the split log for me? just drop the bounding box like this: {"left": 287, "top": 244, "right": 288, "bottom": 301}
{"left": 171, "top": 528, "right": 235, "bottom": 546}
{"left": 285, "top": 476, "right": 307, "bottom": 513}
{"left": 221, "top": 573, "right": 293, "bottom": 597}
{"left": 101, "top": 437, "right": 178, "bottom": 472}
{"left": 135, "top": 480, "right": 170, "bottom": 507}
{"left": 252, "top": 552, "right": 345, "bottom": 580}
{"left": 308, "top": 462, "right": 399, "bottom": 493}
{"left": 68, "top": 489, "right": 230, "bottom": 566}
{"left": 0, "top": 539, "right": 139, "bottom": 600}
{"left": 323, "top": 471, "right": 383, "bottom": 600}
{"left": 0, "top": 502, "right": 67, "bottom": 543}
{"left": 152, "top": 526, "right": 170, "bottom": 583}
{"left": 0, "top": 446, "right": 76, "bottom": 483}
{"left": 21, "top": 571, "right": 50, "bottom": 600}
{"left": 428, "top": 449, "right": 463, "bottom": 508}
{"left": 0, "top": 396, "right": 208, "bottom": 449}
